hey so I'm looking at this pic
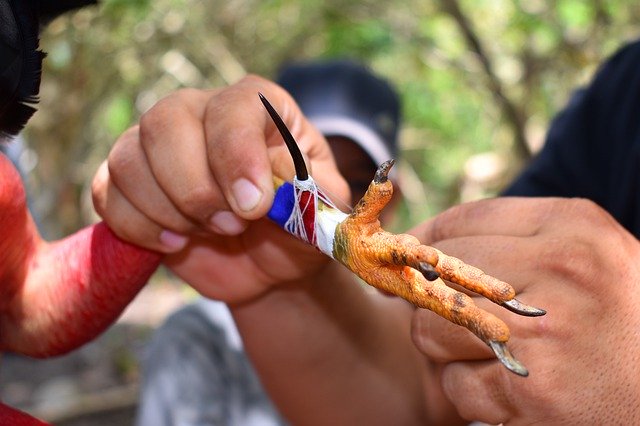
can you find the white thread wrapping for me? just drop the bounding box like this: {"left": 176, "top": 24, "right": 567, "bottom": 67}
{"left": 284, "top": 176, "right": 348, "bottom": 259}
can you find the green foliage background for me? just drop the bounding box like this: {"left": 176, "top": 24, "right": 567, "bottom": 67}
{"left": 24, "top": 0, "right": 640, "bottom": 237}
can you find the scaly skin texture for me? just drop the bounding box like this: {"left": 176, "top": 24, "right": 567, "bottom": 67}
{"left": 333, "top": 161, "right": 516, "bottom": 345}
{"left": 0, "top": 152, "right": 161, "bottom": 357}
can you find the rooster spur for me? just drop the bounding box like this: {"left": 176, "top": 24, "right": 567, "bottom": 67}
{"left": 259, "top": 93, "right": 545, "bottom": 377}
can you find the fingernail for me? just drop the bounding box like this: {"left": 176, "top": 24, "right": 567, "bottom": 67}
{"left": 159, "top": 230, "right": 188, "bottom": 252}
{"left": 232, "top": 178, "right": 262, "bottom": 212}
{"left": 209, "top": 210, "right": 246, "bottom": 235}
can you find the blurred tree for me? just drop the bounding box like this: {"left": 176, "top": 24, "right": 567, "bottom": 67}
{"left": 24, "top": 0, "right": 640, "bottom": 236}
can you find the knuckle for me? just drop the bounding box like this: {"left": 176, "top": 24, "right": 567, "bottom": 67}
{"left": 106, "top": 151, "right": 134, "bottom": 190}
{"left": 536, "top": 198, "right": 627, "bottom": 272}
{"left": 154, "top": 87, "right": 203, "bottom": 107}
{"left": 568, "top": 198, "right": 603, "bottom": 220}
{"left": 538, "top": 234, "right": 600, "bottom": 287}
{"left": 175, "top": 184, "right": 218, "bottom": 219}
{"left": 107, "top": 128, "right": 138, "bottom": 168}
{"left": 163, "top": 88, "right": 206, "bottom": 112}
{"left": 551, "top": 198, "right": 611, "bottom": 228}
{"left": 540, "top": 198, "right": 624, "bottom": 287}
{"left": 139, "top": 107, "right": 169, "bottom": 148}
{"left": 138, "top": 89, "right": 201, "bottom": 145}
{"left": 106, "top": 144, "right": 126, "bottom": 171}
{"left": 171, "top": 87, "right": 203, "bottom": 101}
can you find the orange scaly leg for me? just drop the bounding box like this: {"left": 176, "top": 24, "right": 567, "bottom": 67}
{"left": 333, "top": 160, "right": 544, "bottom": 376}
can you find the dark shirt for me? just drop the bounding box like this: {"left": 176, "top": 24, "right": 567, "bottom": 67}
{"left": 504, "top": 40, "right": 640, "bottom": 238}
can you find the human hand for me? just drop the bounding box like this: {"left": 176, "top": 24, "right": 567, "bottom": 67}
{"left": 92, "top": 75, "right": 349, "bottom": 303}
{"left": 409, "top": 197, "right": 640, "bottom": 424}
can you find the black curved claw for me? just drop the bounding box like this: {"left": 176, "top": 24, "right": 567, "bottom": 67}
{"left": 489, "top": 341, "right": 529, "bottom": 377}
{"left": 418, "top": 262, "right": 440, "bottom": 281}
{"left": 502, "top": 298, "right": 546, "bottom": 317}
{"left": 373, "top": 159, "right": 395, "bottom": 184}
{"left": 259, "top": 93, "right": 308, "bottom": 180}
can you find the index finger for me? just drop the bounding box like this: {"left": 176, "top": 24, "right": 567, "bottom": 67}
{"left": 139, "top": 88, "right": 233, "bottom": 225}
{"left": 204, "top": 75, "right": 337, "bottom": 220}
{"left": 412, "top": 197, "right": 560, "bottom": 244}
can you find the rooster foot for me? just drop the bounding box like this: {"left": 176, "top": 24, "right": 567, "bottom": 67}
{"left": 333, "top": 160, "right": 546, "bottom": 377}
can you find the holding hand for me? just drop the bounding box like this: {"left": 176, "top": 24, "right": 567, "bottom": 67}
{"left": 410, "top": 197, "right": 640, "bottom": 424}
{"left": 92, "top": 76, "right": 350, "bottom": 303}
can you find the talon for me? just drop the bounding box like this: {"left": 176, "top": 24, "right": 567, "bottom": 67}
{"left": 418, "top": 262, "right": 440, "bottom": 281}
{"left": 373, "top": 159, "right": 395, "bottom": 183}
{"left": 259, "top": 93, "right": 309, "bottom": 180}
{"left": 489, "top": 341, "right": 529, "bottom": 377}
{"left": 502, "top": 298, "right": 546, "bottom": 317}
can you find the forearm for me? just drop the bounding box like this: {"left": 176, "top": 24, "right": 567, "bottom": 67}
{"left": 231, "top": 262, "right": 459, "bottom": 425}
{"left": 0, "top": 222, "right": 161, "bottom": 357}
{"left": 0, "top": 154, "right": 161, "bottom": 356}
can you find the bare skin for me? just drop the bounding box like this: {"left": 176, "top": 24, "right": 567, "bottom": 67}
{"left": 410, "top": 197, "right": 640, "bottom": 424}
{"left": 258, "top": 96, "right": 543, "bottom": 375}
{"left": 94, "top": 75, "right": 640, "bottom": 424}
{"left": 93, "top": 75, "right": 459, "bottom": 424}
